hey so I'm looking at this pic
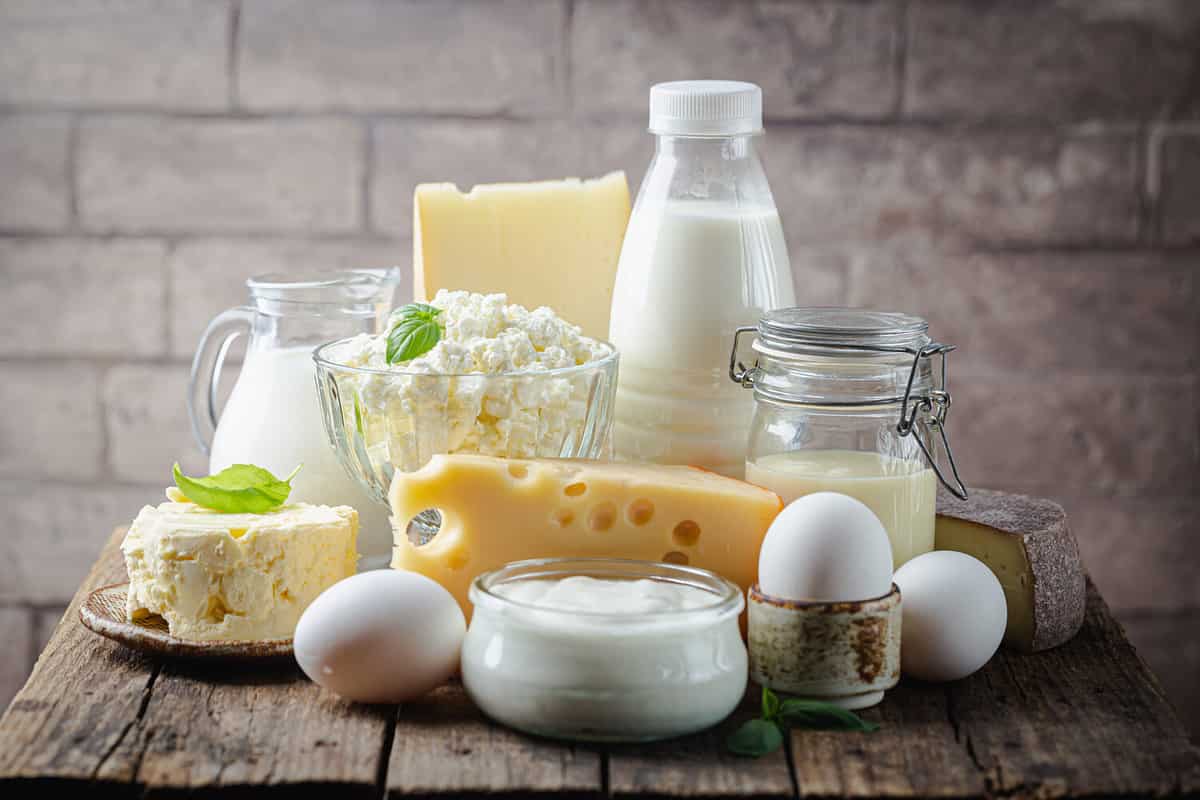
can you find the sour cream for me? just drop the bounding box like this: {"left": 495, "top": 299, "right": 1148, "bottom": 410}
{"left": 461, "top": 559, "right": 748, "bottom": 742}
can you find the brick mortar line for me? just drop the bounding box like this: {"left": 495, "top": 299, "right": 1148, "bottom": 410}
{"left": 966, "top": 242, "right": 1200, "bottom": 256}
{"left": 4, "top": 105, "right": 572, "bottom": 123}
{"left": 162, "top": 238, "right": 178, "bottom": 366}
{"left": 97, "top": 361, "right": 113, "bottom": 479}
{"left": 65, "top": 112, "right": 81, "bottom": 230}
{"left": 4, "top": 102, "right": 1188, "bottom": 132}
{"left": 561, "top": 0, "right": 574, "bottom": 118}
{"left": 1138, "top": 124, "right": 1158, "bottom": 246}
{"left": 0, "top": 351, "right": 1193, "bottom": 381}
{"left": 7, "top": 229, "right": 1189, "bottom": 253}
{"left": 1145, "top": 124, "right": 1173, "bottom": 246}
{"left": 894, "top": 0, "right": 909, "bottom": 118}
{"left": 228, "top": 0, "right": 242, "bottom": 110}
{"left": 0, "top": 479, "right": 168, "bottom": 492}
{"left": 360, "top": 120, "right": 374, "bottom": 234}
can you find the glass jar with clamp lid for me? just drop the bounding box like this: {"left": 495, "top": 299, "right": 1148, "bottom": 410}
{"left": 729, "top": 307, "right": 967, "bottom": 568}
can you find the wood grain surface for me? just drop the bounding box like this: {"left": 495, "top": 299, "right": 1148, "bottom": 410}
{"left": 0, "top": 529, "right": 1197, "bottom": 798}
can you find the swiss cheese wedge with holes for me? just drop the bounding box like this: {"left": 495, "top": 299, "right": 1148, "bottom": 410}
{"left": 389, "top": 455, "right": 783, "bottom": 618}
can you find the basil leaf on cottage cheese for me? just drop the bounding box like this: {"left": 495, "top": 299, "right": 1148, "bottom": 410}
{"left": 387, "top": 303, "right": 443, "bottom": 364}
{"left": 338, "top": 290, "right": 612, "bottom": 461}
{"left": 172, "top": 463, "right": 301, "bottom": 513}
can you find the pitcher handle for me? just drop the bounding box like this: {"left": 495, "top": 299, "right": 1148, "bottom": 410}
{"left": 188, "top": 306, "right": 254, "bottom": 455}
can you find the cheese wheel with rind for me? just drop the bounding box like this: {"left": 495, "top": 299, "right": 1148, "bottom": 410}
{"left": 936, "top": 489, "right": 1085, "bottom": 653}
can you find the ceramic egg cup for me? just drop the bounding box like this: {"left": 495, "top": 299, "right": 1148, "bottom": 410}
{"left": 747, "top": 584, "right": 901, "bottom": 710}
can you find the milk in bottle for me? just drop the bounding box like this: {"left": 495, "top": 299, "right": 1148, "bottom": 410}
{"left": 609, "top": 81, "right": 794, "bottom": 478}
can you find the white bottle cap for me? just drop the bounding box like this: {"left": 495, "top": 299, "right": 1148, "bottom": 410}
{"left": 648, "top": 80, "right": 763, "bottom": 136}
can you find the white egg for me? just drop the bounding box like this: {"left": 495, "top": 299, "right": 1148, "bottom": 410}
{"left": 893, "top": 551, "right": 1007, "bottom": 682}
{"left": 758, "top": 492, "right": 894, "bottom": 602}
{"left": 294, "top": 569, "right": 465, "bottom": 703}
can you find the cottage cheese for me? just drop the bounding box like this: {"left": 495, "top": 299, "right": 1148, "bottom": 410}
{"left": 339, "top": 290, "right": 613, "bottom": 465}
{"left": 122, "top": 492, "right": 358, "bottom": 642}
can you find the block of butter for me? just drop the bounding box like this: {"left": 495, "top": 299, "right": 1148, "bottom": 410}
{"left": 390, "top": 455, "right": 783, "bottom": 617}
{"left": 936, "top": 489, "right": 1085, "bottom": 652}
{"left": 413, "top": 172, "right": 631, "bottom": 340}
{"left": 122, "top": 493, "right": 358, "bottom": 642}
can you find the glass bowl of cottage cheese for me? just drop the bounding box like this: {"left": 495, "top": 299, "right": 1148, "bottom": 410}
{"left": 313, "top": 290, "right": 619, "bottom": 504}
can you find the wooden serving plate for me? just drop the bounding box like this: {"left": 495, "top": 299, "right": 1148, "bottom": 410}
{"left": 79, "top": 582, "right": 293, "bottom": 660}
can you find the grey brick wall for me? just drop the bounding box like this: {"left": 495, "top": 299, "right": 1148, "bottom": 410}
{"left": 1, "top": 0, "right": 1197, "bottom": 737}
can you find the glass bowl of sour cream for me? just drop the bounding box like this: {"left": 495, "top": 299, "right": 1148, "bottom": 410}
{"left": 461, "top": 558, "right": 748, "bottom": 743}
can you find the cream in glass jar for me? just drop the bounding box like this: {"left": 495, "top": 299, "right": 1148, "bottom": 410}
{"left": 461, "top": 558, "right": 747, "bottom": 742}
{"left": 732, "top": 308, "right": 966, "bottom": 568}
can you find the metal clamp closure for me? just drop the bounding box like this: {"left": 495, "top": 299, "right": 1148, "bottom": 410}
{"left": 728, "top": 326, "right": 760, "bottom": 387}
{"left": 728, "top": 330, "right": 968, "bottom": 500}
{"left": 897, "top": 344, "right": 967, "bottom": 500}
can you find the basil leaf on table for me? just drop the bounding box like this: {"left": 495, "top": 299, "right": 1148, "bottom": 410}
{"left": 386, "top": 303, "right": 443, "bottom": 364}
{"left": 726, "top": 687, "right": 879, "bottom": 758}
{"left": 726, "top": 718, "right": 784, "bottom": 758}
{"left": 761, "top": 684, "right": 781, "bottom": 719}
{"left": 172, "top": 463, "right": 301, "bottom": 514}
{"left": 779, "top": 698, "right": 881, "bottom": 732}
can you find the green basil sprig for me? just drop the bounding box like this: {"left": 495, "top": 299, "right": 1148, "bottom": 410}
{"left": 386, "top": 303, "right": 443, "bottom": 364}
{"left": 726, "top": 686, "right": 879, "bottom": 758}
{"left": 172, "top": 463, "right": 301, "bottom": 514}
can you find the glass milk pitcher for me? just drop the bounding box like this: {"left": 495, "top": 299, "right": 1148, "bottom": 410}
{"left": 188, "top": 269, "right": 399, "bottom": 568}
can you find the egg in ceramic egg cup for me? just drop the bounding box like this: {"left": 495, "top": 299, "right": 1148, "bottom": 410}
{"left": 747, "top": 583, "right": 902, "bottom": 710}
{"left": 746, "top": 491, "right": 903, "bottom": 710}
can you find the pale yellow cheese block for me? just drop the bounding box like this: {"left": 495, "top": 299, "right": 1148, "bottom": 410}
{"left": 412, "top": 172, "right": 631, "bottom": 340}
{"left": 936, "top": 489, "right": 1085, "bottom": 653}
{"left": 123, "top": 498, "right": 358, "bottom": 642}
{"left": 389, "top": 455, "right": 783, "bottom": 618}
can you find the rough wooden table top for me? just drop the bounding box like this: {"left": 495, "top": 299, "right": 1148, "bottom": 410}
{"left": 1, "top": 529, "right": 1197, "bottom": 799}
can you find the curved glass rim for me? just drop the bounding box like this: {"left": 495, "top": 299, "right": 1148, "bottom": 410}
{"left": 469, "top": 557, "right": 744, "bottom": 621}
{"left": 247, "top": 267, "right": 399, "bottom": 291}
{"left": 758, "top": 306, "right": 931, "bottom": 353}
{"left": 246, "top": 268, "right": 401, "bottom": 309}
{"left": 313, "top": 335, "right": 619, "bottom": 379}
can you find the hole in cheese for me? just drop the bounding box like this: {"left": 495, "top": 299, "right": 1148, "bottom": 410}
{"left": 663, "top": 551, "right": 690, "bottom": 565}
{"left": 627, "top": 498, "right": 655, "bottom": 526}
{"left": 672, "top": 520, "right": 701, "bottom": 547}
{"left": 552, "top": 509, "right": 575, "bottom": 527}
{"left": 507, "top": 463, "right": 529, "bottom": 480}
{"left": 588, "top": 502, "right": 617, "bottom": 532}
{"left": 407, "top": 509, "right": 443, "bottom": 547}
{"left": 564, "top": 481, "right": 587, "bottom": 497}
